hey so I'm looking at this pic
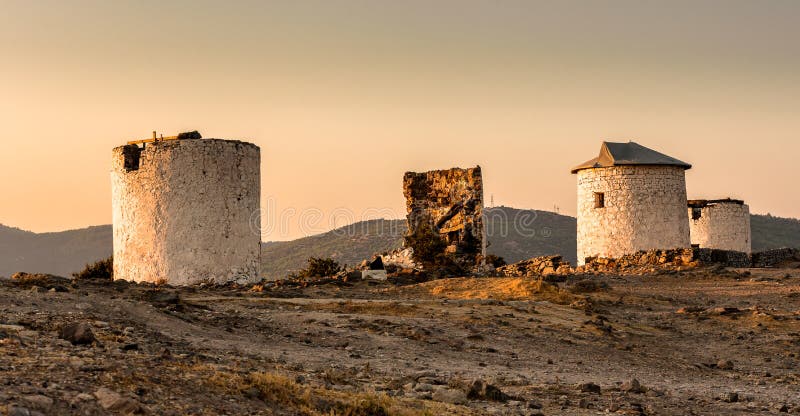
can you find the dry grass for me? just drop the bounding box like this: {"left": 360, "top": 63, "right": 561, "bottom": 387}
{"left": 416, "top": 277, "right": 579, "bottom": 304}
{"left": 205, "top": 367, "right": 460, "bottom": 416}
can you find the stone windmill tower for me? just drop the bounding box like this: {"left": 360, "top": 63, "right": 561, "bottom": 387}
{"left": 571, "top": 141, "right": 692, "bottom": 265}
{"left": 110, "top": 132, "right": 261, "bottom": 285}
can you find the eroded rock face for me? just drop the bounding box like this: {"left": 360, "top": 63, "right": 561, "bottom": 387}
{"left": 402, "top": 166, "right": 485, "bottom": 267}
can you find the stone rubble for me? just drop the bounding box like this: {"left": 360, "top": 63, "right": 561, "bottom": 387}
{"left": 491, "top": 245, "right": 800, "bottom": 278}
{"left": 495, "top": 255, "right": 572, "bottom": 277}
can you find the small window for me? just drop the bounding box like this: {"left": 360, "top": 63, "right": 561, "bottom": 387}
{"left": 691, "top": 207, "right": 702, "bottom": 220}
{"left": 122, "top": 145, "right": 142, "bottom": 171}
{"left": 593, "top": 192, "right": 605, "bottom": 209}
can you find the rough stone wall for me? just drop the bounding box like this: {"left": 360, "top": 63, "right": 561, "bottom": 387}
{"left": 751, "top": 248, "right": 800, "bottom": 268}
{"left": 111, "top": 139, "right": 261, "bottom": 285}
{"left": 689, "top": 202, "right": 751, "bottom": 254}
{"left": 578, "top": 248, "right": 750, "bottom": 274}
{"left": 403, "top": 166, "right": 485, "bottom": 266}
{"left": 495, "top": 255, "right": 572, "bottom": 277}
{"left": 576, "top": 165, "right": 690, "bottom": 265}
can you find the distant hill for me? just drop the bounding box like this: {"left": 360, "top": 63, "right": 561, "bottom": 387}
{"left": 0, "top": 224, "right": 112, "bottom": 278}
{"left": 260, "top": 207, "right": 577, "bottom": 279}
{"left": 484, "top": 206, "right": 577, "bottom": 265}
{"left": 260, "top": 209, "right": 800, "bottom": 279}
{"left": 261, "top": 219, "right": 406, "bottom": 279}
{"left": 2, "top": 209, "right": 798, "bottom": 279}
{"left": 751, "top": 214, "right": 800, "bottom": 252}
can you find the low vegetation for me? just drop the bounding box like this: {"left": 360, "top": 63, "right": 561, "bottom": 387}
{"left": 404, "top": 221, "right": 465, "bottom": 277}
{"left": 72, "top": 256, "right": 113, "bottom": 280}
{"left": 208, "top": 369, "right": 432, "bottom": 416}
{"left": 297, "top": 257, "right": 342, "bottom": 278}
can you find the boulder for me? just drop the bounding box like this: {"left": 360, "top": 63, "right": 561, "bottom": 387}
{"left": 467, "top": 379, "right": 511, "bottom": 402}
{"left": 94, "top": 388, "right": 141, "bottom": 413}
{"left": 432, "top": 388, "right": 468, "bottom": 405}
{"left": 59, "top": 323, "right": 96, "bottom": 345}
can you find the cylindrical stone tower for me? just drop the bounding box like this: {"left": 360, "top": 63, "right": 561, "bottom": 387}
{"left": 688, "top": 199, "right": 751, "bottom": 253}
{"left": 572, "top": 141, "right": 692, "bottom": 265}
{"left": 111, "top": 136, "right": 261, "bottom": 285}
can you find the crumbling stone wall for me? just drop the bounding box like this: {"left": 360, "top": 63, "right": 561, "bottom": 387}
{"left": 576, "top": 165, "right": 690, "bottom": 265}
{"left": 751, "top": 248, "right": 800, "bottom": 268}
{"left": 403, "top": 166, "right": 485, "bottom": 266}
{"left": 691, "top": 248, "right": 751, "bottom": 267}
{"left": 495, "top": 255, "right": 572, "bottom": 277}
{"left": 688, "top": 199, "right": 751, "bottom": 254}
{"left": 111, "top": 139, "right": 261, "bottom": 285}
{"left": 577, "top": 248, "right": 750, "bottom": 274}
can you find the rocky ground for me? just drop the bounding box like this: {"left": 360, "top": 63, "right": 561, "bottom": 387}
{"left": 2, "top": 266, "right": 800, "bottom": 415}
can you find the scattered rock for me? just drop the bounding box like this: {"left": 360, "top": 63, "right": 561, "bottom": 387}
{"left": 527, "top": 400, "right": 543, "bottom": 409}
{"left": 59, "top": 322, "right": 96, "bottom": 345}
{"left": 496, "top": 256, "right": 572, "bottom": 278}
{"left": 467, "top": 379, "right": 511, "bottom": 402}
{"left": 49, "top": 285, "right": 69, "bottom": 293}
{"left": 7, "top": 406, "right": 45, "bottom": 416}
{"left": 432, "top": 387, "right": 468, "bottom": 405}
{"left": 578, "top": 382, "right": 602, "bottom": 394}
{"left": 74, "top": 393, "right": 95, "bottom": 402}
{"left": 149, "top": 291, "right": 180, "bottom": 306}
{"left": 94, "top": 388, "right": 141, "bottom": 413}
{"left": 242, "top": 386, "right": 260, "bottom": 399}
{"left": 708, "top": 307, "right": 741, "bottom": 316}
{"left": 413, "top": 383, "right": 434, "bottom": 392}
{"left": 722, "top": 392, "right": 739, "bottom": 403}
{"left": 676, "top": 306, "right": 704, "bottom": 314}
{"left": 621, "top": 378, "right": 645, "bottom": 394}
{"left": 21, "top": 395, "right": 53, "bottom": 410}
{"left": 716, "top": 359, "right": 734, "bottom": 370}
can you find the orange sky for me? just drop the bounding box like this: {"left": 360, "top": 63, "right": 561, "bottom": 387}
{"left": 1, "top": 0, "right": 798, "bottom": 240}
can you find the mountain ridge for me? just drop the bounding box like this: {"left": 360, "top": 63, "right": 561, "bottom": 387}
{"left": 2, "top": 209, "right": 799, "bottom": 278}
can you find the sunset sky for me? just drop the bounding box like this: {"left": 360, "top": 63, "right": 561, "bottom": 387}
{"left": 1, "top": 0, "right": 798, "bottom": 240}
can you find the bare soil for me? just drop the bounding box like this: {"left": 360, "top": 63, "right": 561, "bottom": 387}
{"left": 2, "top": 267, "right": 799, "bottom": 415}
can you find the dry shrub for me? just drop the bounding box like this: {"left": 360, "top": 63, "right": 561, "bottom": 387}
{"left": 72, "top": 256, "right": 113, "bottom": 280}
{"left": 298, "top": 257, "right": 342, "bottom": 278}
{"left": 247, "top": 372, "right": 310, "bottom": 409}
